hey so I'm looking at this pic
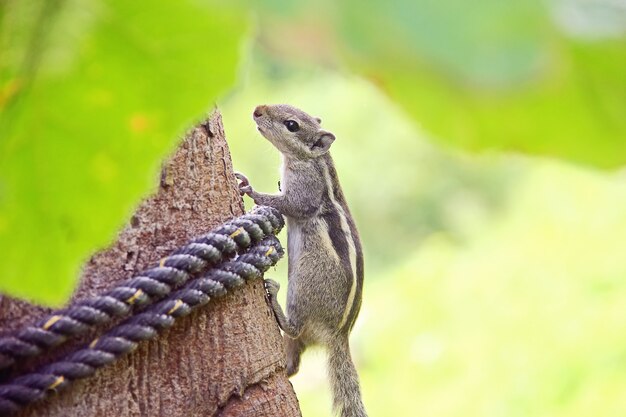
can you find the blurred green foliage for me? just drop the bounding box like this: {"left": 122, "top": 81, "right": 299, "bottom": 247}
{"left": 221, "top": 62, "right": 626, "bottom": 417}
{"left": 244, "top": 0, "right": 626, "bottom": 167}
{"left": 1, "top": 0, "right": 624, "bottom": 306}
{"left": 0, "top": 0, "right": 247, "bottom": 304}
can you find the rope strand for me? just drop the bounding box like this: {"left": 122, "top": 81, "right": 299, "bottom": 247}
{"left": 0, "top": 206, "right": 283, "bottom": 372}
{"left": 0, "top": 235, "right": 283, "bottom": 415}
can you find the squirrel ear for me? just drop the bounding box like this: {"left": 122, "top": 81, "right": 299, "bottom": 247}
{"left": 311, "top": 130, "right": 335, "bottom": 155}
{"left": 315, "top": 117, "right": 322, "bottom": 124}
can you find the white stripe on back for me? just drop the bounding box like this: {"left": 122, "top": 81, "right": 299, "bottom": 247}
{"left": 320, "top": 160, "right": 358, "bottom": 329}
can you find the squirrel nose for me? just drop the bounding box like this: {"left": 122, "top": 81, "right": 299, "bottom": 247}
{"left": 253, "top": 105, "right": 267, "bottom": 118}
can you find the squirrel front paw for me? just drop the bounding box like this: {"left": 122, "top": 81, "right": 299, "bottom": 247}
{"left": 235, "top": 172, "right": 253, "bottom": 196}
{"left": 264, "top": 278, "right": 280, "bottom": 298}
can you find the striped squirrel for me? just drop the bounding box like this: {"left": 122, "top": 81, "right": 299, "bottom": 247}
{"left": 236, "top": 104, "right": 366, "bottom": 417}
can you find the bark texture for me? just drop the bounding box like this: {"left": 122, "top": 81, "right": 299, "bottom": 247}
{"left": 0, "top": 111, "right": 301, "bottom": 417}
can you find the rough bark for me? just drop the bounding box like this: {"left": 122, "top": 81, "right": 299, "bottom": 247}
{"left": 0, "top": 111, "right": 301, "bottom": 416}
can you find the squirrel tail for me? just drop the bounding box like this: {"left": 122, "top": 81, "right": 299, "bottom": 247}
{"left": 328, "top": 337, "right": 367, "bottom": 417}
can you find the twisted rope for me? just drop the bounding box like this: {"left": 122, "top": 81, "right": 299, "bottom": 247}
{"left": 0, "top": 235, "right": 284, "bottom": 415}
{"left": 0, "top": 206, "right": 284, "bottom": 372}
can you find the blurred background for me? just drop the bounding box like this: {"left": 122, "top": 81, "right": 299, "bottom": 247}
{"left": 2, "top": 0, "right": 626, "bottom": 415}
{"left": 222, "top": 57, "right": 626, "bottom": 417}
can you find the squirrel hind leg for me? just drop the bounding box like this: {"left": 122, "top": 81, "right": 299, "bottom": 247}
{"left": 265, "top": 278, "right": 302, "bottom": 338}
{"left": 285, "top": 337, "right": 305, "bottom": 377}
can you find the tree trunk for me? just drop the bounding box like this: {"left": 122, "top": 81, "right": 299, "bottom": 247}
{"left": 0, "top": 111, "right": 301, "bottom": 416}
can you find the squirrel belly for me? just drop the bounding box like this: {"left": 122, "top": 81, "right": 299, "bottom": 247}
{"left": 285, "top": 215, "right": 356, "bottom": 342}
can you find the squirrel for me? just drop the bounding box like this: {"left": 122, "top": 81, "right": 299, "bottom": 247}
{"left": 236, "top": 104, "right": 367, "bottom": 417}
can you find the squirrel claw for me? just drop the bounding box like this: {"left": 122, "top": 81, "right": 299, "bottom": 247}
{"left": 235, "top": 172, "right": 249, "bottom": 186}
{"left": 235, "top": 172, "right": 252, "bottom": 196}
{"left": 264, "top": 278, "right": 280, "bottom": 297}
{"left": 239, "top": 185, "right": 252, "bottom": 196}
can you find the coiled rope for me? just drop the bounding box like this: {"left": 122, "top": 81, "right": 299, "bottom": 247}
{"left": 0, "top": 206, "right": 284, "bottom": 415}
{"left": 0, "top": 205, "right": 283, "bottom": 371}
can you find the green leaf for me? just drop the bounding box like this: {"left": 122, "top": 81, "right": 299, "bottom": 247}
{"left": 335, "top": 0, "right": 626, "bottom": 168}
{"left": 244, "top": 0, "right": 626, "bottom": 168}
{"left": 366, "top": 41, "right": 626, "bottom": 169}
{"left": 0, "top": 0, "right": 247, "bottom": 305}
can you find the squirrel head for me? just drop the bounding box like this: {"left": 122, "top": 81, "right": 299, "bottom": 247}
{"left": 253, "top": 104, "right": 335, "bottom": 160}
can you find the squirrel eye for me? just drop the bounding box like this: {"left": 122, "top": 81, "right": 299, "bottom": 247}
{"left": 283, "top": 120, "right": 300, "bottom": 132}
